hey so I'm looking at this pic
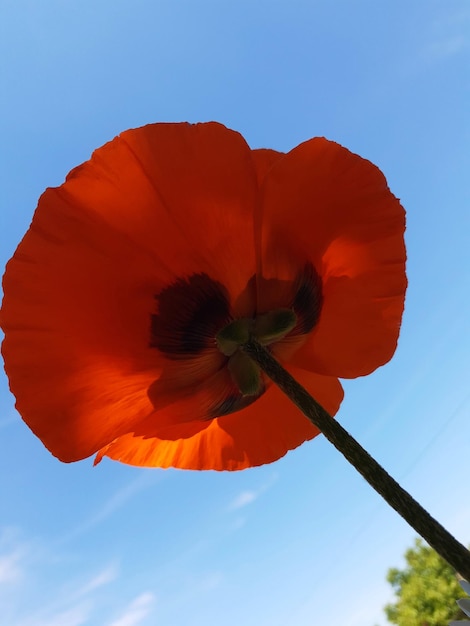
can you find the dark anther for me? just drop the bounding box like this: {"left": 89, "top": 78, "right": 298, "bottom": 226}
{"left": 292, "top": 263, "right": 323, "bottom": 333}
{"left": 150, "top": 274, "right": 231, "bottom": 357}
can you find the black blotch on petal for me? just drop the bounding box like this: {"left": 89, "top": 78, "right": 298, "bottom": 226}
{"left": 150, "top": 274, "right": 231, "bottom": 357}
{"left": 209, "top": 390, "right": 263, "bottom": 418}
{"left": 292, "top": 263, "right": 323, "bottom": 334}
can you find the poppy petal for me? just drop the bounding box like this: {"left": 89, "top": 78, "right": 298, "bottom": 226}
{"left": 144, "top": 358, "right": 262, "bottom": 428}
{"left": 1, "top": 213, "right": 163, "bottom": 460}
{"left": 251, "top": 148, "right": 284, "bottom": 186}
{"left": 0, "top": 122, "right": 262, "bottom": 460}
{"left": 259, "top": 137, "right": 406, "bottom": 378}
{"left": 118, "top": 122, "right": 259, "bottom": 307}
{"left": 94, "top": 367, "right": 344, "bottom": 470}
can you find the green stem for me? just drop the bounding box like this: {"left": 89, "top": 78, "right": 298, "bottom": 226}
{"left": 242, "top": 338, "right": 470, "bottom": 580}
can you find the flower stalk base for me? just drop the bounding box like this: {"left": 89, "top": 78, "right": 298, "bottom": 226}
{"left": 242, "top": 338, "right": 470, "bottom": 580}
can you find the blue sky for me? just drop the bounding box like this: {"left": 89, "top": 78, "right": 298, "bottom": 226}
{"left": 0, "top": 1, "right": 469, "bottom": 625}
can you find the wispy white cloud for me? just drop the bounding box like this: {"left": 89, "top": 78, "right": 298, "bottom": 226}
{"left": 2, "top": 557, "right": 131, "bottom": 626}
{"left": 21, "top": 603, "right": 91, "bottom": 626}
{"left": 0, "top": 530, "right": 120, "bottom": 626}
{"left": 228, "top": 516, "right": 247, "bottom": 531}
{"left": 0, "top": 530, "right": 29, "bottom": 585}
{"left": 228, "top": 490, "right": 258, "bottom": 510}
{"left": 424, "top": 35, "right": 467, "bottom": 60}
{"left": 397, "top": 6, "right": 470, "bottom": 78}
{"left": 431, "top": 5, "right": 470, "bottom": 30}
{"left": 108, "top": 592, "right": 156, "bottom": 626}
{"left": 74, "top": 563, "right": 119, "bottom": 598}
{"left": 227, "top": 473, "right": 278, "bottom": 511}
{"left": 58, "top": 472, "right": 162, "bottom": 543}
{"left": 197, "top": 571, "right": 223, "bottom": 593}
{"left": 421, "top": 6, "right": 469, "bottom": 62}
{"left": 0, "top": 546, "right": 26, "bottom": 584}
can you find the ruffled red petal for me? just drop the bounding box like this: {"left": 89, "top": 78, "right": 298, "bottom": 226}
{"left": 258, "top": 137, "right": 406, "bottom": 378}
{"left": 0, "top": 123, "right": 260, "bottom": 460}
{"left": 95, "top": 367, "right": 344, "bottom": 470}
{"left": 251, "top": 148, "right": 284, "bottom": 186}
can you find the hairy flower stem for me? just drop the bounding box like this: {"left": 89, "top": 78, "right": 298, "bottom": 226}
{"left": 242, "top": 338, "right": 470, "bottom": 580}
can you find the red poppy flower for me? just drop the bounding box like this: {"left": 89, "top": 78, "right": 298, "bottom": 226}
{"left": 0, "top": 122, "right": 406, "bottom": 470}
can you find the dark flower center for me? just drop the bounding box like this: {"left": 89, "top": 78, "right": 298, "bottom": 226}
{"left": 292, "top": 262, "right": 323, "bottom": 334}
{"left": 150, "top": 274, "right": 231, "bottom": 357}
{"left": 149, "top": 264, "right": 323, "bottom": 418}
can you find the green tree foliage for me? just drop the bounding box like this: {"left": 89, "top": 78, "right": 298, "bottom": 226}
{"left": 384, "top": 538, "right": 468, "bottom": 626}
